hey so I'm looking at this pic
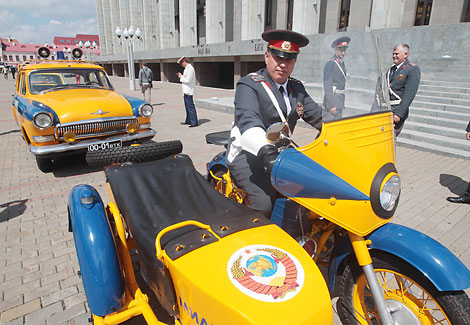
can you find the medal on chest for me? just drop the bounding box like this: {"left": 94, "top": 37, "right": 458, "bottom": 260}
{"left": 398, "top": 74, "right": 404, "bottom": 82}
{"left": 296, "top": 101, "right": 304, "bottom": 118}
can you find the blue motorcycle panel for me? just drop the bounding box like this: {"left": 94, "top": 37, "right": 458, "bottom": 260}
{"left": 272, "top": 148, "right": 369, "bottom": 200}
{"left": 68, "top": 185, "right": 125, "bottom": 316}
{"left": 328, "top": 223, "right": 470, "bottom": 292}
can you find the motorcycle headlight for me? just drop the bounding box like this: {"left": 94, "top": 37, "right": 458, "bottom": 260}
{"left": 380, "top": 175, "right": 400, "bottom": 211}
{"left": 370, "top": 163, "right": 400, "bottom": 219}
{"left": 33, "top": 113, "right": 53, "bottom": 129}
{"left": 139, "top": 104, "right": 153, "bottom": 117}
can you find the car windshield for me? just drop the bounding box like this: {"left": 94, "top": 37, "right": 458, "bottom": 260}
{"left": 28, "top": 68, "right": 114, "bottom": 94}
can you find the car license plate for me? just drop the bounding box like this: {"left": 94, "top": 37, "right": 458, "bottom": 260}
{"left": 88, "top": 140, "right": 122, "bottom": 152}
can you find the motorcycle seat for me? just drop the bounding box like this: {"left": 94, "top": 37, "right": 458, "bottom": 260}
{"left": 205, "top": 130, "right": 231, "bottom": 146}
{"left": 105, "top": 154, "right": 270, "bottom": 262}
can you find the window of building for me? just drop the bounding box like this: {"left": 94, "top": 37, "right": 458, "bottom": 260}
{"left": 67, "top": 40, "right": 71, "bottom": 43}
{"left": 174, "top": 0, "right": 180, "bottom": 33}
{"left": 339, "top": 0, "right": 351, "bottom": 31}
{"left": 23, "top": 55, "right": 26, "bottom": 61}
{"left": 414, "top": 0, "right": 433, "bottom": 25}
{"left": 225, "top": 0, "right": 234, "bottom": 42}
{"left": 462, "top": 0, "right": 470, "bottom": 22}
{"left": 30, "top": 55, "right": 33, "bottom": 59}
{"left": 9, "top": 55, "right": 13, "bottom": 61}
{"left": 3, "top": 55, "right": 6, "bottom": 61}
{"left": 15, "top": 55, "right": 19, "bottom": 61}
{"left": 197, "top": 0, "right": 206, "bottom": 45}
{"left": 264, "top": 0, "right": 277, "bottom": 31}
{"left": 287, "top": 0, "right": 294, "bottom": 30}
{"left": 60, "top": 40, "right": 64, "bottom": 43}
{"left": 75, "top": 40, "right": 78, "bottom": 43}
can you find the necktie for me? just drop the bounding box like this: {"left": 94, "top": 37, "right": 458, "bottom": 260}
{"left": 390, "top": 65, "right": 397, "bottom": 76}
{"left": 279, "top": 86, "right": 291, "bottom": 116}
{"left": 279, "top": 86, "right": 285, "bottom": 94}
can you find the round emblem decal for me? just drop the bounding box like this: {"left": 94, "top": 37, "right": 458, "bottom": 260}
{"left": 281, "top": 41, "right": 292, "bottom": 51}
{"left": 227, "top": 244, "right": 304, "bottom": 302}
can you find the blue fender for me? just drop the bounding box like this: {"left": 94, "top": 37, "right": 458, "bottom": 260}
{"left": 68, "top": 185, "right": 124, "bottom": 317}
{"left": 328, "top": 223, "right": 470, "bottom": 292}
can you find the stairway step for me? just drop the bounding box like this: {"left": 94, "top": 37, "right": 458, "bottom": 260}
{"left": 414, "top": 94, "right": 470, "bottom": 106}
{"left": 398, "top": 128, "right": 469, "bottom": 152}
{"left": 411, "top": 100, "right": 470, "bottom": 114}
{"left": 396, "top": 135, "right": 470, "bottom": 159}
{"left": 418, "top": 89, "right": 470, "bottom": 100}
{"left": 407, "top": 113, "right": 469, "bottom": 129}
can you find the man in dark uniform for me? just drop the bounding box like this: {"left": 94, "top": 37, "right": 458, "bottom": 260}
{"left": 323, "top": 36, "right": 350, "bottom": 120}
{"left": 447, "top": 121, "right": 470, "bottom": 204}
{"left": 388, "top": 44, "right": 421, "bottom": 136}
{"left": 226, "top": 29, "right": 322, "bottom": 217}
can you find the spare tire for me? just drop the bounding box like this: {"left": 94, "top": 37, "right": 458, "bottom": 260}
{"left": 86, "top": 140, "right": 183, "bottom": 167}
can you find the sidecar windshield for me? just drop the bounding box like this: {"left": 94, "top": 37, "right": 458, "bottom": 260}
{"left": 296, "top": 32, "right": 390, "bottom": 123}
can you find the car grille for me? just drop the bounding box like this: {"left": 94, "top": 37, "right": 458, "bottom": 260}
{"left": 55, "top": 117, "right": 138, "bottom": 140}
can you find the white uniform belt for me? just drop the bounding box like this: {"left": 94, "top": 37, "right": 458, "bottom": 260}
{"left": 334, "top": 89, "right": 345, "bottom": 95}
{"left": 390, "top": 99, "right": 401, "bottom": 105}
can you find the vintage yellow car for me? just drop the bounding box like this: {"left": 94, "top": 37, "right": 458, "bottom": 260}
{"left": 12, "top": 56, "right": 155, "bottom": 172}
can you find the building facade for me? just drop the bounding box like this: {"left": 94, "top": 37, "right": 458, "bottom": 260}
{"left": 95, "top": 0, "right": 470, "bottom": 88}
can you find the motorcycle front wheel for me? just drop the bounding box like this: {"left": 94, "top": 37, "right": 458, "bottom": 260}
{"left": 337, "top": 251, "right": 470, "bottom": 325}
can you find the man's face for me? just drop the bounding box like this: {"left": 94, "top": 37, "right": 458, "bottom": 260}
{"left": 265, "top": 50, "right": 296, "bottom": 84}
{"left": 392, "top": 46, "right": 408, "bottom": 65}
{"left": 334, "top": 47, "right": 347, "bottom": 59}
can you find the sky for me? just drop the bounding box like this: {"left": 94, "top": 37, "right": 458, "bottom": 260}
{"left": 0, "top": 0, "right": 98, "bottom": 44}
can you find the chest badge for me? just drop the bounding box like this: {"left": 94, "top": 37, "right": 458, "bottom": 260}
{"left": 398, "top": 74, "right": 404, "bottom": 82}
{"left": 296, "top": 101, "right": 304, "bottom": 118}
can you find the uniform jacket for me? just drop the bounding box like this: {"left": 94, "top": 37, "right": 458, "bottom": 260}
{"left": 466, "top": 121, "right": 470, "bottom": 132}
{"left": 323, "top": 55, "right": 347, "bottom": 110}
{"left": 180, "top": 64, "right": 196, "bottom": 96}
{"left": 234, "top": 68, "right": 322, "bottom": 135}
{"left": 389, "top": 59, "right": 420, "bottom": 122}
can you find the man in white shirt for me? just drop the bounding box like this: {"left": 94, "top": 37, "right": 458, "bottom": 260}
{"left": 177, "top": 57, "right": 198, "bottom": 127}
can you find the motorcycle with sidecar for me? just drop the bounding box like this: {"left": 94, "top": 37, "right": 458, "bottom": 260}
{"left": 68, "top": 34, "right": 470, "bottom": 324}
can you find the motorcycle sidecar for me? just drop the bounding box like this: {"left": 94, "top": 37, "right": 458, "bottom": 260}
{"left": 68, "top": 154, "right": 333, "bottom": 324}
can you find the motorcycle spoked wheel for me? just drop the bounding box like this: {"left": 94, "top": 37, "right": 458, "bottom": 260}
{"left": 337, "top": 251, "right": 470, "bottom": 325}
{"left": 86, "top": 140, "right": 183, "bottom": 167}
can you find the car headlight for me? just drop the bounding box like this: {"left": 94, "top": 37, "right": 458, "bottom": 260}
{"left": 380, "top": 175, "right": 400, "bottom": 211}
{"left": 370, "top": 163, "right": 400, "bottom": 219}
{"left": 33, "top": 113, "right": 53, "bottom": 129}
{"left": 139, "top": 104, "right": 153, "bottom": 117}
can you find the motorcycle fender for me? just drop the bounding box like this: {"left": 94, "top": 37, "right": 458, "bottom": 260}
{"left": 68, "top": 185, "right": 125, "bottom": 317}
{"left": 328, "top": 223, "right": 470, "bottom": 292}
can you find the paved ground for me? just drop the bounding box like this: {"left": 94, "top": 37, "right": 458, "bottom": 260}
{"left": 0, "top": 75, "right": 469, "bottom": 324}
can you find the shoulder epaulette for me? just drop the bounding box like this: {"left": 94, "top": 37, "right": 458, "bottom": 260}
{"left": 248, "top": 73, "right": 265, "bottom": 83}
{"left": 288, "top": 77, "right": 302, "bottom": 84}
{"left": 409, "top": 62, "right": 418, "bottom": 66}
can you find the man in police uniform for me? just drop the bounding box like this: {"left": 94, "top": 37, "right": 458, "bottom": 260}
{"left": 447, "top": 121, "right": 470, "bottom": 204}
{"left": 323, "top": 36, "right": 350, "bottom": 120}
{"left": 226, "top": 29, "right": 322, "bottom": 217}
{"left": 388, "top": 43, "right": 421, "bottom": 135}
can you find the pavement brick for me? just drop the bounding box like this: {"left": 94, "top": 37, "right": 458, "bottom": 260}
{"left": 0, "top": 298, "right": 40, "bottom": 323}
{"left": 24, "top": 301, "right": 62, "bottom": 325}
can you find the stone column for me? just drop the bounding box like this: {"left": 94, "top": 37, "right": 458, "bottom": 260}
{"left": 206, "top": 0, "right": 226, "bottom": 44}
{"left": 430, "top": 0, "right": 465, "bottom": 24}
{"left": 401, "top": 0, "right": 418, "bottom": 27}
{"left": 348, "top": 0, "right": 372, "bottom": 31}
{"left": 275, "top": 0, "right": 288, "bottom": 29}
{"left": 292, "top": 0, "right": 320, "bottom": 35}
{"left": 96, "top": 0, "right": 107, "bottom": 55}
{"left": 110, "top": 0, "right": 122, "bottom": 55}
{"left": 370, "top": 0, "right": 405, "bottom": 29}
{"left": 179, "top": 0, "right": 197, "bottom": 47}
{"left": 233, "top": 0, "right": 242, "bottom": 41}
{"left": 323, "top": 0, "right": 340, "bottom": 33}
{"left": 240, "top": 0, "right": 265, "bottom": 41}
{"left": 234, "top": 56, "right": 241, "bottom": 88}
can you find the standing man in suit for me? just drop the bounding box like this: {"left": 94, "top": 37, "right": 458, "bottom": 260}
{"left": 447, "top": 121, "right": 470, "bottom": 204}
{"left": 226, "top": 29, "right": 322, "bottom": 217}
{"left": 323, "top": 36, "right": 350, "bottom": 120}
{"left": 388, "top": 44, "right": 421, "bottom": 136}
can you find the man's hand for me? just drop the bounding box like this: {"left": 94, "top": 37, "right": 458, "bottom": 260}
{"left": 466, "top": 131, "right": 470, "bottom": 141}
{"left": 177, "top": 72, "right": 182, "bottom": 78}
{"left": 393, "top": 115, "right": 401, "bottom": 123}
{"left": 258, "top": 144, "right": 279, "bottom": 174}
{"left": 329, "top": 107, "right": 337, "bottom": 115}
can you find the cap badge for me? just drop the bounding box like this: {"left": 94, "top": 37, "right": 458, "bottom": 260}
{"left": 281, "top": 41, "right": 292, "bottom": 51}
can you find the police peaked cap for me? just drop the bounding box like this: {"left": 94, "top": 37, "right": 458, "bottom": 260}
{"left": 331, "top": 36, "right": 351, "bottom": 48}
{"left": 262, "top": 29, "right": 309, "bottom": 59}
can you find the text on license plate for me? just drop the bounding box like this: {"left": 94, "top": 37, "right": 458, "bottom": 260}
{"left": 88, "top": 140, "right": 122, "bottom": 152}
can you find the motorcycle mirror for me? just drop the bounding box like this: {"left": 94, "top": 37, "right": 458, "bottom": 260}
{"left": 266, "top": 122, "right": 290, "bottom": 144}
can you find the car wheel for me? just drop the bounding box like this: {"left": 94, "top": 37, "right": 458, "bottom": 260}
{"left": 86, "top": 140, "right": 183, "bottom": 167}
{"left": 36, "top": 156, "right": 53, "bottom": 173}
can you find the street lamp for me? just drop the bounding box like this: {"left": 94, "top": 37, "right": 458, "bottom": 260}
{"left": 115, "top": 25, "right": 138, "bottom": 91}
{"left": 84, "top": 40, "right": 91, "bottom": 60}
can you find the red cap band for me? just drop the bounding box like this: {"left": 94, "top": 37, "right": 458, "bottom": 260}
{"left": 268, "top": 40, "right": 300, "bottom": 53}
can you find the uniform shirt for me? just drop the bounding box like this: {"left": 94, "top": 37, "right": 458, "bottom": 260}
{"left": 388, "top": 59, "right": 421, "bottom": 120}
{"left": 323, "top": 55, "right": 347, "bottom": 110}
{"left": 231, "top": 68, "right": 322, "bottom": 158}
{"left": 180, "top": 63, "right": 196, "bottom": 96}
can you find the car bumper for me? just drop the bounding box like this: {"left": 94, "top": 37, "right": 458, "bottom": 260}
{"left": 29, "top": 129, "right": 156, "bottom": 156}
